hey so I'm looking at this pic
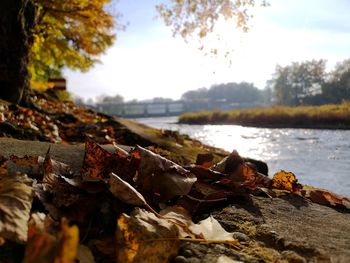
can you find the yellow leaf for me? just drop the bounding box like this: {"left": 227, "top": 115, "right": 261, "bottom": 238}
{"left": 116, "top": 208, "right": 179, "bottom": 263}
{"left": 272, "top": 170, "right": 298, "bottom": 192}
{"left": 54, "top": 219, "right": 79, "bottom": 263}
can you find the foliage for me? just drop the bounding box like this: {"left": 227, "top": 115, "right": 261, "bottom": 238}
{"left": 268, "top": 58, "right": 350, "bottom": 106}
{"left": 269, "top": 60, "right": 326, "bottom": 106}
{"left": 322, "top": 58, "right": 350, "bottom": 104}
{"left": 181, "top": 82, "right": 262, "bottom": 103}
{"left": 156, "top": 0, "right": 269, "bottom": 39}
{"left": 97, "top": 94, "right": 125, "bottom": 104}
{"left": 29, "top": 0, "right": 121, "bottom": 82}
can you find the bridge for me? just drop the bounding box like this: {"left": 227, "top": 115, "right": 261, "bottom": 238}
{"left": 96, "top": 100, "right": 260, "bottom": 118}
{"left": 96, "top": 101, "right": 186, "bottom": 118}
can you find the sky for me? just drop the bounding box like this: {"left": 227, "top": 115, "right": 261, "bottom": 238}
{"left": 64, "top": 0, "right": 350, "bottom": 102}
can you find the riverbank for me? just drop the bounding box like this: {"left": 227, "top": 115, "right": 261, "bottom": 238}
{"left": 1, "top": 95, "right": 350, "bottom": 262}
{"left": 178, "top": 102, "right": 350, "bottom": 129}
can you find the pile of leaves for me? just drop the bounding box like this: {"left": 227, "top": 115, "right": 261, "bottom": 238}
{"left": 0, "top": 96, "right": 149, "bottom": 146}
{"left": 1, "top": 138, "right": 349, "bottom": 263}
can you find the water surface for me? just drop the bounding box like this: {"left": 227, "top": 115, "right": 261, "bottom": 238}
{"left": 135, "top": 116, "right": 350, "bottom": 197}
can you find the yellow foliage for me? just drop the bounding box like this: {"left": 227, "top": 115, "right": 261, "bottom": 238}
{"left": 30, "top": 0, "right": 121, "bottom": 81}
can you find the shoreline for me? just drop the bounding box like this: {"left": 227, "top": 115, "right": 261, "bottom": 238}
{"left": 177, "top": 121, "right": 350, "bottom": 130}
{"left": 178, "top": 103, "right": 350, "bottom": 129}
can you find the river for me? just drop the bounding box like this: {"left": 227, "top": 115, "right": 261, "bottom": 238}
{"left": 134, "top": 116, "right": 350, "bottom": 197}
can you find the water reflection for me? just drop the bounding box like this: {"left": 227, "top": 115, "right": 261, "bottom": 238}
{"left": 135, "top": 116, "right": 350, "bottom": 197}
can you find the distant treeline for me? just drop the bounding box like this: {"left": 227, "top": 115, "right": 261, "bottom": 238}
{"left": 269, "top": 59, "right": 350, "bottom": 106}
{"left": 181, "top": 82, "right": 270, "bottom": 105}
{"left": 182, "top": 58, "right": 350, "bottom": 106}
{"left": 80, "top": 58, "right": 350, "bottom": 107}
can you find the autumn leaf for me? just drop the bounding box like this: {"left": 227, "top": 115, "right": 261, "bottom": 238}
{"left": 131, "top": 146, "right": 197, "bottom": 202}
{"left": 24, "top": 218, "right": 79, "bottom": 263}
{"left": 40, "top": 151, "right": 82, "bottom": 207}
{"left": 272, "top": 170, "right": 300, "bottom": 192}
{"left": 0, "top": 155, "right": 7, "bottom": 176}
{"left": 81, "top": 138, "right": 114, "bottom": 181}
{"left": 0, "top": 174, "right": 34, "bottom": 243}
{"left": 189, "top": 216, "right": 235, "bottom": 241}
{"left": 299, "top": 186, "right": 350, "bottom": 209}
{"left": 116, "top": 208, "right": 179, "bottom": 263}
{"left": 211, "top": 150, "right": 243, "bottom": 175}
{"left": 195, "top": 153, "right": 214, "bottom": 168}
{"left": 160, "top": 206, "right": 240, "bottom": 247}
{"left": 76, "top": 245, "right": 95, "bottom": 263}
{"left": 54, "top": 219, "right": 79, "bottom": 263}
{"left": 186, "top": 164, "right": 227, "bottom": 181}
{"left": 109, "top": 172, "right": 149, "bottom": 208}
{"left": 82, "top": 139, "right": 136, "bottom": 183}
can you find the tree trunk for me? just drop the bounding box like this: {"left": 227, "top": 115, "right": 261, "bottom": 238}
{"left": 0, "top": 0, "right": 36, "bottom": 104}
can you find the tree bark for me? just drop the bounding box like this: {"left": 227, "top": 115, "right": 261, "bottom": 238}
{"left": 0, "top": 0, "right": 36, "bottom": 104}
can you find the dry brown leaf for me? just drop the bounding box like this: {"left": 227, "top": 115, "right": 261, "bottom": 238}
{"left": 189, "top": 216, "right": 234, "bottom": 240}
{"left": 41, "top": 152, "right": 82, "bottom": 207}
{"left": 211, "top": 150, "right": 243, "bottom": 175}
{"left": 132, "top": 146, "right": 197, "bottom": 201}
{"left": 116, "top": 208, "right": 179, "bottom": 263}
{"left": 77, "top": 245, "right": 95, "bottom": 263}
{"left": 158, "top": 206, "right": 240, "bottom": 250}
{"left": 81, "top": 139, "right": 113, "bottom": 181}
{"left": 82, "top": 139, "right": 136, "bottom": 183}
{"left": 299, "top": 187, "right": 350, "bottom": 209}
{"left": 109, "top": 172, "right": 148, "bottom": 207}
{"left": 0, "top": 174, "right": 34, "bottom": 243}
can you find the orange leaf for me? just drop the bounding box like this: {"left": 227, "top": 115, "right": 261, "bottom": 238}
{"left": 81, "top": 138, "right": 114, "bottom": 181}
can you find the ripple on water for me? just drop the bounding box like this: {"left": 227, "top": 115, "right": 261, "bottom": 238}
{"left": 135, "top": 116, "right": 350, "bottom": 197}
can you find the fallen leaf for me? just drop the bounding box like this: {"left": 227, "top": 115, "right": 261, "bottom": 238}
{"left": 77, "top": 245, "right": 95, "bottom": 263}
{"left": 189, "top": 216, "right": 234, "bottom": 240}
{"left": 299, "top": 186, "right": 350, "bottom": 209}
{"left": 81, "top": 139, "right": 113, "bottom": 181}
{"left": 196, "top": 153, "right": 214, "bottom": 168}
{"left": 0, "top": 174, "right": 34, "bottom": 243}
{"left": 24, "top": 219, "right": 79, "bottom": 263}
{"left": 185, "top": 164, "right": 227, "bottom": 181}
{"left": 132, "top": 146, "right": 197, "bottom": 202}
{"left": 211, "top": 150, "right": 243, "bottom": 175}
{"left": 0, "top": 155, "right": 7, "bottom": 176}
{"left": 272, "top": 170, "right": 300, "bottom": 192}
{"left": 160, "top": 206, "right": 239, "bottom": 248}
{"left": 41, "top": 151, "right": 82, "bottom": 207}
{"left": 82, "top": 139, "right": 136, "bottom": 183}
{"left": 116, "top": 208, "right": 179, "bottom": 263}
{"left": 55, "top": 219, "right": 79, "bottom": 263}
{"left": 109, "top": 172, "right": 149, "bottom": 207}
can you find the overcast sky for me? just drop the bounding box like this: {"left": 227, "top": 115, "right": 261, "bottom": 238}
{"left": 64, "top": 0, "right": 350, "bottom": 102}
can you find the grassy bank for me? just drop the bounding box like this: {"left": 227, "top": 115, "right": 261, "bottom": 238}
{"left": 178, "top": 102, "right": 350, "bottom": 129}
